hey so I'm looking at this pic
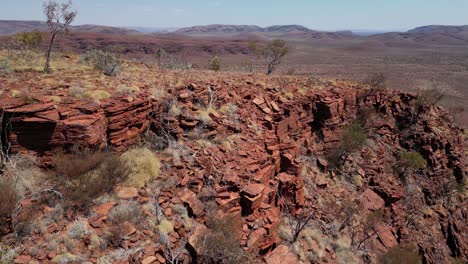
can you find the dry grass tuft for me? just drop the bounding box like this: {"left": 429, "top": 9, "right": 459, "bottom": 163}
{"left": 120, "top": 147, "right": 161, "bottom": 188}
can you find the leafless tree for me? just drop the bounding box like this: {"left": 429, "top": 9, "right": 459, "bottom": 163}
{"left": 278, "top": 192, "right": 314, "bottom": 242}
{"left": 42, "top": 0, "right": 77, "bottom": 73}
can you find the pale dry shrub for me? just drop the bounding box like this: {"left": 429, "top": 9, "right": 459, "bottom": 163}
{"left": 120, "top": 147, "right": 161, "bottom": 188}
{"left": 291, "top": 227, "right": 325, "bottom": 263}
{"left": 0, "top": 58, "right": 12, "bottom": 77}
{"left": 68, "top": 218, "right": 90, "bottom": 240}
{"left": 81, "top": 49, "right": 123, "bottom": 76}
{"left": 157, "top": 218, "right": 174, "bottom": 239}
{"left": 83, "top": 90, "right": 111, "bottom": 101}
{"left": 108, "top": 201, "right": 142, "bottom": 225}
{"left": 4, "top": 155, "right": 45, "bottom": 196}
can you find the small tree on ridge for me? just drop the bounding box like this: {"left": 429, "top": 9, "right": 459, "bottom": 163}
{"left": 262, "top": 39, "right": 289, "bottom": 75}
{"left": 43, "top": 0, "right": 77, "bottom": 73}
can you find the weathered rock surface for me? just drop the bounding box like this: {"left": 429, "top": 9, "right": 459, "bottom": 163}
{"left": 1, "top": 95, "right": 154, "bottom": 154}
{"left": 1, "top": 79, "right": 466, "bottom": 264}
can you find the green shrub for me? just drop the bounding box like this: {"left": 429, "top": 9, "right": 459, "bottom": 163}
{"left": 397, "top": 150, "right": 426, "bottom": 179}
{"left": 208, "top": 56, "right": 221, "bottom": 71}
{"left": 327, "top": 122, "right": 368, "bottom": 168}
{"left": 14, "top": 31, "right": 44, "bottom": 49}
{"left": 81, "top": 50, "right": 123, "bottom": 76}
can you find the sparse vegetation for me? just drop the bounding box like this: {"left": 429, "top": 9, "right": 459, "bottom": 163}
{"left": 68, "top": 219, "right": 90, "bottom": 240}
{"left": 261, "top": 39, "right": 289, "bottom": 75}
{"left": 120, "top": 147, "right": 161, "bottom": 188}
{"left": 0, "top": 243, "right": 19, "bottom": 264}
{"left": 14, "top": 31, "right": 44, "bottom": 49}
{"left": 0, "top": 59, "right": 12, "bottom": 77}
{"left": 327, "top": 122, "right": 368, "bottom": 168}
{"left": 397, "top": 150, "right": 426, "bottom": 180}
{"left": 197, "top": 213, "right": 251, "bottom": 264}
{"left": 43, "top": 0, "right": 77, "bottom": 72}
{"left": 81, "top": 49, "right": 123, "bottom": 76}
{"left": 54, "top": 149, "right": 129, "bottom": 208}
{"left": 364, "top": 72, "right": 386, "bottom": 90}
{"left": 0, "top": 176, "right": 18, "bottom": 225}
{"left": 416, "top": 88, "right": 445, "bottom": 109}
{"left": 108, "top": 201, "right": 142, "bottom": 225}
{"left": 208, "top": 56, "right": 221, "bottom": 71}
{"left": 379, "top": 244, "right": 422, "bottom": 264}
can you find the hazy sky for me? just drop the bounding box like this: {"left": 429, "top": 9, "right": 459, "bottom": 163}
{"left": 2, "top": 0, "right": 468, "bottom": 31}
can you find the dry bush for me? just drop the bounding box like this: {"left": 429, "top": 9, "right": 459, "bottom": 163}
{"left": 120, "top": 147, "right": 160, "bottom": 188}
{"left": 379, "top": 244, "right": 422, "bottom": 264}
{"left": 68, "top": 218, "right": 90, "bottom": 240}
{"left": 2, "top": 154, "right": 45, "bottom": 197}
{"left": 197, "top": 213, "right": 252, "bottom": 264}
{"left": 108, "top": 201, "right": 141, "bottom": 225}
{"left": 415, "top": 88, "right": 444, "bottom": 109}
{"left": 364, "top": 72, "right": 386, "bottom": 90}
{"left": 0, "top": 177, "right": 18, "bottom": 221}
{"left": 81, "top": 49, "right": 123, "bottom": 76}
{"left": 0, "top": 243, "right": 20, "bottom": 263}
{"left": 54, "top": 149, "right": 129, "bottom": 208}
{"left": 287, "top": 225, "right": 326, "bottom": 262}
{"left": 0, "top": 59, "right": 12, "bottom": 77}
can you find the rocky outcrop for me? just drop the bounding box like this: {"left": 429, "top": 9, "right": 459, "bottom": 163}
{"left": 1, "top": 81, "right": 466, "bottom": 264}
{"left": 1, "top": 95, "right": 154, "bottom": 155}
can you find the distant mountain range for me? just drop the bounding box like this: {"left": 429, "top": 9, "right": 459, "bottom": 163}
{"left": 1, "top": 20, "right": 468, "bottom": 46}
{"left": 0, "top": 20, "right": 138, "bottom": 36}
{"left": 175, "top": 24, "right": 335, "bottom": 35}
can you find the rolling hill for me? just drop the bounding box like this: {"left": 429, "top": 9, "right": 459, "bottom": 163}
{"left": 0, "top": 20, "right": 139, "bottom": 35}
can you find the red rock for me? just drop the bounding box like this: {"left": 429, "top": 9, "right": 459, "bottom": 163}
{"left": 240, "top": 184, "right": 265, "bottom": 215}
{"left": 278, "top": 173, "right": 295, "bottom": 185}
{"left": 247, "top": 228, "right": 267, "bottom": 248}
{"left": 360, "top": 189, "right": 385, "bottom": 211}
{"left": 253, "top": 97, "right": 265, "bottom": 106}
{"left": 142, "top": 256, "right": 157, "bottom": 264}
{"left": 375, "top": 223, "right": 398, "bottom": 248}
{"left": 47, "top": 251, "right": 56, "bottom": 260}
{"left": 94, "top": 202, "right": 117, "bottom": 216}
{"left": 179, "top": 189, "right": 205, "bottom": 217}
{"left": 243, "top": 183, "right": 265, "bottom": 198}
{"left": 14, "top": 255, "right": 31, "bottom": 264}
{"left": 115, "top": 187, "right": 138, "bottom": 199}
{"left": 315, "top": 174, "right": 328, "bottom": 188}
{"left": 264, "top": 245, "right": 299, "bottom": 264}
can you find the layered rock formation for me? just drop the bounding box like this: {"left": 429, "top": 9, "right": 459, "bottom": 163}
{"left": 1, "top": 95, "right": 154, "bottom": 154}
{"left": 0, "top": 79, "right": 466, "bottom": 264}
